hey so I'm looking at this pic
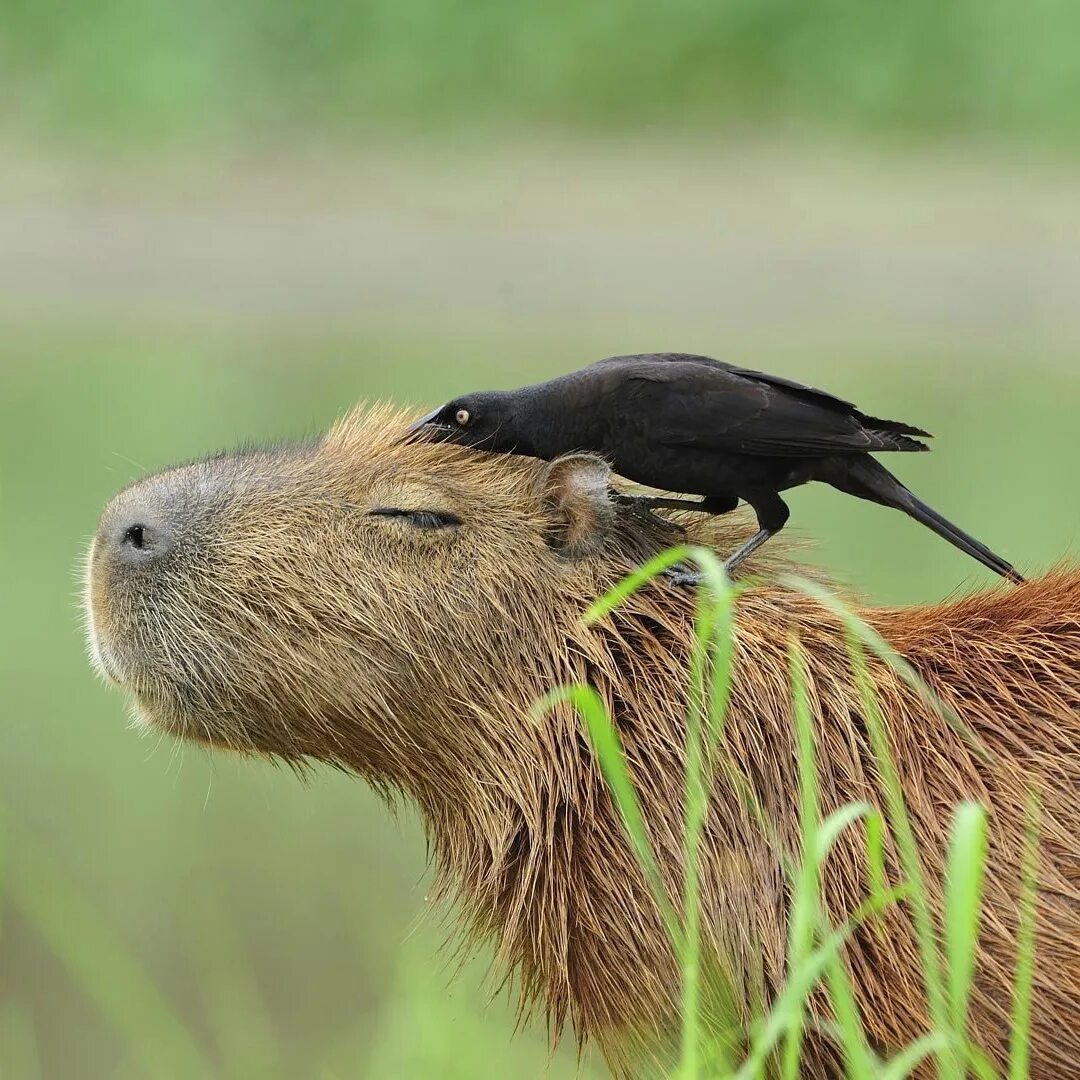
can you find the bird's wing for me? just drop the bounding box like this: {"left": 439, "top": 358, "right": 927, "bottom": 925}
{"left": 724, "top": 364, "right": 932, "bottom": 438}
{"left": 721, "top": 364, "right": 860, "bottom": 413}
{"left": 603, "top": 353, "right": 930, "bottom": 441}
{"left": 601, "top": 353, "right": 860, "bottom": 413}
{"left": 625, "top": 361, "right": 928, "bottom": 457}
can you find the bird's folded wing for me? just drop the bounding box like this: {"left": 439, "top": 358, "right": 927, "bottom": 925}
{"left": 647, "top": 376, "right": 912, "bottom": 457}
{"left": 722, "top": 364, "right": 861, "bottom": 413}
{"left": 627, "top": 355, "right": 930, "bottom": 440}
{"left": 623, "top": 353, "right": 861, "bottom": 413}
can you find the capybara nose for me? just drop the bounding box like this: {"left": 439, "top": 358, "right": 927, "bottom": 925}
{"left": 117, "top": 518, "right": 172, "bottom": 560}
{"left": 104, "top": 504, "right": 176, "bottom": 567}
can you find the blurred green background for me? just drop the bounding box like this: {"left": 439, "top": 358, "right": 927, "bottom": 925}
{"left": 2, "top": 3, "right": 1080, "bottom": 1078}
{"left": 4, "top": 0, "right": 1080, "bottom": 144}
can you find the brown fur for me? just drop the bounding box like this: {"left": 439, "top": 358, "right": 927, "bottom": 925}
{"left": 87, "top": 404, "right": 1080, "bottom": 1077}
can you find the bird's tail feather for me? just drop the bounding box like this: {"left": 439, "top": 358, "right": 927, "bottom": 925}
{"left": 854, "top": 411, "right": 932, "bottom": 439}
{"left": 866, "top": 430, "right": 932, "bottom": 453}
{"left": 833, "top": 457, "right": 1023, "bottom": 583}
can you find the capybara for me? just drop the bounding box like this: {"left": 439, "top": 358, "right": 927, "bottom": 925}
{"left": 86, "top": 404, "right": 1080, "bottom": 1077}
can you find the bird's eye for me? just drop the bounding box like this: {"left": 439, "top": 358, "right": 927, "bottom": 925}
{"left": 368, "top": 508, "right": 462, "bottom": 530}
{"left": 455, "top": 408, "right": 471, "bottom": 426}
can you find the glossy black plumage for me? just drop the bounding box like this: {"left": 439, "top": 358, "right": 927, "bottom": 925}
{"left": 413, "top": 353, "right": 1022, "bottom": 582}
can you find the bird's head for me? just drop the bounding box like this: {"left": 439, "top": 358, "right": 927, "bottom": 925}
{"left": 407, "top": 391, "right": 533, "bottom": 456}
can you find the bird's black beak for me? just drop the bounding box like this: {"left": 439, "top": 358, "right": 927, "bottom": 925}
{"left": 404, "top": 407, "right": 455, "bottom": 444}
{"left": 407, "top": 407, "right": 444, "bottom": 434}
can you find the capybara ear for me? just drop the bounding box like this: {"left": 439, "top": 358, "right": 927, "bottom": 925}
{"left": 541, "top": 453, "right": 614, "bottom": 560}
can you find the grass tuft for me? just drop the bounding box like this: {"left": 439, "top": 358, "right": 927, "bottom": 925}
{"left": 945, "top": 802, "right": 989, "bottom": 1044}
{"left": 534, "top": 683, "right": 682, "bottom": 952}
{"left": 556, "top": 552, "right": 1040, "bottom": 1078}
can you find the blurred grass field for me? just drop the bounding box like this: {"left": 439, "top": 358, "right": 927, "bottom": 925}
{"left": 4, "top": 0, "right": 1080, "bottom": 145}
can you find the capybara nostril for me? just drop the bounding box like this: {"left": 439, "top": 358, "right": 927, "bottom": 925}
{"left": 112, "top": 515, "right": 174, "bottom": 563}
{"left": 122, "top": 523, "right": 149, "bottom": 549}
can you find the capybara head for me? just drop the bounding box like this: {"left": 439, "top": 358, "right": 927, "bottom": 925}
{"left": 86, "top": 403, "right": 1080, "bottom": 1078}
{"left": 86, "top": 403, "right": 690, "bottom": 768}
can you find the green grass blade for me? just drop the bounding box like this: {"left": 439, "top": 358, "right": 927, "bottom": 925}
{"left": 584, "top": 544, "right": 692, "bottom": 623}
{"left": 585, "top": 542, "right": 739, "bottom": 626}
{"left": 821, "top": 944, "right": 876, "bottom": 1080}
{"left": 1008, "top": 795, "right": 1040, "bottom": 1080}
{"left": 680, "top": 586, "right": 713, "bottom": 1080}
{"left": 7, "top": 836, "right": 212, "bottom": 1079}
{"left": 778, "top": 574, "right": 959, "bottom": 1078}
{"left": 814, "top": 802, "right": 872, "bottom": 865}
{"left": 963, "top": 1042, "right": 1002, "bottom": 1080}
{"left": 865, "top": 809, "right": 889, "bottom": 936}
{"left": 684, "top": 545, "right": 736, "bottom": 605}
{"left": 878, "top": 1033, "right": 950, "bottom": 1080}
{"left": 845, "top": 629, "right": 959, "bottom": 1079}
{"left": 679, "top": 552, "right": 738, "bottom": 1079}
{"left": 737, "top": 886, "right": 908, "bottom": 1080}
{"left": 784, "top": 644, "right": 881, "bottom": 1080}
{"left": 945, "top": 802, "right": 988, "bottom": 1041}
{"left": 534, "top": 684, "right": 682, "bottom": 950}
{"left": 778, "top": 574, "right": 970, "bottom": 743}
{"left": 704, "top": 580, "right": 739, "bottom": 764}
{"left": 811, "top": 800, "right": 880, "bottom": 1078}
{"left": 781, "top": 638, "right": 818, "bottom": 1080}
{"left": 680, "top": 589, "right": 710, "bottom": 1080}
{"left": 814, "top": 808, "right": 879, "bottom": 1078}
{"left": 580, "top": 540, "right": 741, "bottom": 1076}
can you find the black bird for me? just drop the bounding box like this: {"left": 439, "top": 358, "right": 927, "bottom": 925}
{"left": 410, "top": 353, "right": 1023, "bottom": 583}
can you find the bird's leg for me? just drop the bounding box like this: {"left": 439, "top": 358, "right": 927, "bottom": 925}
{"left": 668, "top": 493, "right": 790, "bottom": 587}
{"left": 612, "top": 493, "right": 719, "bottom": 514}
{"left": 721, "top": 529, "right": 773, "bottom": 575}
{"left": 611, "top": 492, "right": 686, "bottom": 536}
{"left": 612, "top": 492, "right": 710, "bottom": 539}
{"left": 656, "top": 494, "right": 741, "bottom": 586}
{"left": 616, "top": 494, "right": 742, "bottom": 559}
{"left": 723, "top": 493, "right": 790, "bottom": 575}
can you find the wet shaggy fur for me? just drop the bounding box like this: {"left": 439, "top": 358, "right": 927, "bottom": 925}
{"left": 87, "top": 405, "right": 1080, "bottom": 1077}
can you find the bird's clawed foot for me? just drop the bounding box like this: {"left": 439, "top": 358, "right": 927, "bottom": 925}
{"left": 665, "top": 527, "right": 776, "bottom": 589}
{"left": 665, "top": 561, "right": 739, "bottom": 589}
{"left": 665, "top": 567, "right": 704, "bottom": 588}
{"left": 612, "top": 492, "right": 686, "bottom": 533}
